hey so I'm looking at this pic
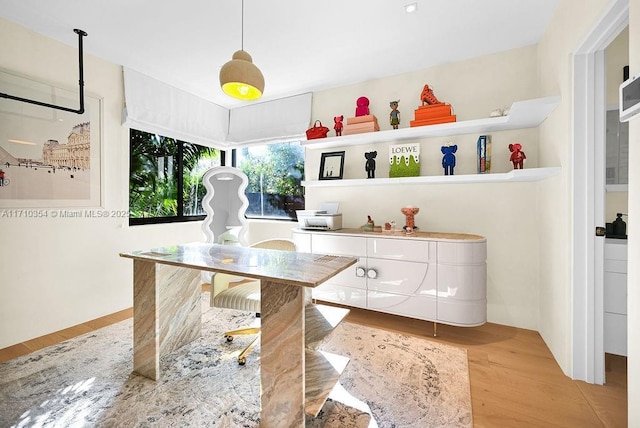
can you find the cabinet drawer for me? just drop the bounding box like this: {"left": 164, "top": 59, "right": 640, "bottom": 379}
{"left": 367, "top": 258, "right": 436, "bottom": 296}
{"left": 437, "top": 241, "right": 486, "bottom": 265}
{"left": 437, "top": 264, "right": 487, "bottom": 301}
{"left": 604, "top": 242, "right": 628, "bottom": 261}
{"left": 604, "top": 312, "right": 627, "bottom": 356}
{"left": 604, "top": 259, "right": 627, "bottom": 274}
{"left": 604, "top": 271, "right": 627, "bottom": 315}
{"left": 437, "top": 299, "right": 486, "bottom": 326}
{"left": 312, "top": 234, "right": 367, "bottom": 257}
{"left": 367, "top": 291, "right": 436, "bottom": 321}
{"left": 367, "top": 238, "right": 434, "bottom": 263}
{"left": 313, "top": 283, "right": 367, "bottom": 309}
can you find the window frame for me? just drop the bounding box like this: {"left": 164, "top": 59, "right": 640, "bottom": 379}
{"left": 128, "top": 129, "right": 225, "bottom": 226}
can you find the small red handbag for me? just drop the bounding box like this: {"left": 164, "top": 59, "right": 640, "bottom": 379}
{"left": 306, "top": 120, "right": 330, "bottom": 140}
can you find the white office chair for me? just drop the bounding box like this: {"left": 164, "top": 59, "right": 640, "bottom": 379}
{"left": 211, "top": 238, "right": 297, "bottom": 365}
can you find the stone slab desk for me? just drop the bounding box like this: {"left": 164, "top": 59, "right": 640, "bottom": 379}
{"left": 120, "top": 242, "right": 356, "bottom": 427}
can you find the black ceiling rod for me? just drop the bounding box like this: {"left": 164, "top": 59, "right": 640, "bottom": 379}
{"left": 0, "top": 28, "right": 87, "bottom": 114}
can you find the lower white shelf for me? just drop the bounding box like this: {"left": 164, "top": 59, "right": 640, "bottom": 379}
{"left": 302, "top": 167, "right": 561, "bottom": 187}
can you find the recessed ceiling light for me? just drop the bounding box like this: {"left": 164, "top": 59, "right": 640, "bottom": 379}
{"left": 405, "top": 3, "right": 418, "bottom": 13}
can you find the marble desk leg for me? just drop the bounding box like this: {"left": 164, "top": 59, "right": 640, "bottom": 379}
{"left": 132, "top": 260, "right": 202, "bottom": 380}
{"left": 260, "top": 280, "right": 306, "bottom": 427}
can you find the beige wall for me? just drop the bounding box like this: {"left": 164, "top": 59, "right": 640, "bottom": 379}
{"left": 0, "top": 18, "right": 290, "bottom": 348}
{"left": 307, "top": 45, "right": 544, "bottom": 330}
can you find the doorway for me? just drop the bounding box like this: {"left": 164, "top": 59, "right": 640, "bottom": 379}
{"left": 572, "top": 0, "right": 628, "bottom": 384}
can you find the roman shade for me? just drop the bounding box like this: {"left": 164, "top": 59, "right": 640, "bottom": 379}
{"left": 123, "top": 67, "right": 312, "bottom": 147}
{"left": 227, "top": 92, "right": 312, "bottom": 146}
{"left": 122, "top": 67, "right": 228, "bottom": 147}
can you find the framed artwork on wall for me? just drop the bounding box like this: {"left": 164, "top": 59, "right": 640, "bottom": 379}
{"left": 319, "top": 151, "right": 345, "bottom": 180}
{"left": 0, "top": 68, "right": 102, "bottom": 208}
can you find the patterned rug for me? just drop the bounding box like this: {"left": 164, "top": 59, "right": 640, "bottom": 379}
{"left": 0, "top": 295, "right": 472, "bottom": 427}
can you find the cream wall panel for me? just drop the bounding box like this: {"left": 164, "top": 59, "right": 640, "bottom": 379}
{"left": 0, "top": 19, "right": 206, "bottom": 348}
{"left": 537, "top": 0, "right": 616, "bottom": 377}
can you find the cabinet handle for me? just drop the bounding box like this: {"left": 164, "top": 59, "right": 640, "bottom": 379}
{"left": 367, "top": 269, "right": 378, "bottom": 279}
{"left": 355, "top": 267, "right": 366, "bottom": 277}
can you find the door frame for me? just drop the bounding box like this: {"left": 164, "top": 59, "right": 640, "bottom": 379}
{"left": 572, "top": 0, "right": 628, "bottom": 384}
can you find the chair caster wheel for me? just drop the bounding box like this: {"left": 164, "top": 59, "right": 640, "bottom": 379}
{"left": 238, "top": 357, "right": 246, "bottom": 365}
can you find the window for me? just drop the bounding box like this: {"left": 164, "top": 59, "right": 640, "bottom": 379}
{"left": 235, "top": 142, "right": 305, "bottom": 221}
{"left": 129, "top": 129, "right": 221, "bottom": 225}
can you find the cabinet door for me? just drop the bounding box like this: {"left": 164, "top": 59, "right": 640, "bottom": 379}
{"left": 368, "top": 290, "right": 437, "bottom": 321}
{"left": 367, "top": 258, "right": 436, "bottom": 296}
{"left": 311, "top": 262, "right": 367, "bottom": 307}
{"left": 312, "top": 282, "right": 367, "bottom": 309}
{"left": 437, "top": 263, "right": 487, "bottom": 326}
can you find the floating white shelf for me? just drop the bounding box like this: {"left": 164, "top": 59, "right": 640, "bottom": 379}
{"left": 301, "top": 96, "right": 561, "bottom": 150}
{"left": 302, "top": 167, "right": 561, "bottom": 188}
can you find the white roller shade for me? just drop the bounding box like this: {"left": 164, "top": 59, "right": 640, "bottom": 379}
{"left": 122, "top": 67, "right": 229, "bottom": 147}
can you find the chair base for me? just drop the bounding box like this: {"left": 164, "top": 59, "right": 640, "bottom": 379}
{"left": 224, "top": 327, "right": 261, "bottom": 365}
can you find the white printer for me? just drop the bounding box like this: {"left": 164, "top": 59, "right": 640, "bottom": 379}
{"left": 296, "top": 202, "right": 342, "bottom": 231}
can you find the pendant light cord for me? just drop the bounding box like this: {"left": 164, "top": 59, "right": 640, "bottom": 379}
{"left": 241, "top": 0, "right": 244, "bottom": 51}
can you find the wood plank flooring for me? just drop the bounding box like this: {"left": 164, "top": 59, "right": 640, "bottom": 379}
{"left": 0, "top": 291, "right": 626, "bottom": 428}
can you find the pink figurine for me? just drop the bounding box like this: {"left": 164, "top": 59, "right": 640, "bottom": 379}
{"left": 334, "top": 115, "right": 344, "bottom": 136}
{"left": 401, "top": 206, "right": 420, "bottom": 234}
{"left": 355, "top": 96, "right": 370, "bottom": 116}
{"left": 508, "top": 143, "right": 527, "bottom": 169}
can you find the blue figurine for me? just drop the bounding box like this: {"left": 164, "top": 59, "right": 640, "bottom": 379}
{"left": 365, "top": 151, "right": 377, "bottom": 179}
{"left": 441, "top": 144, "right": 458, "bottom": 175}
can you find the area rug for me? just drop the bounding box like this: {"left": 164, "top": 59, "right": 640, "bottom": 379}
{"left": 0, "top": 294, "right": 472, "bottom": 427}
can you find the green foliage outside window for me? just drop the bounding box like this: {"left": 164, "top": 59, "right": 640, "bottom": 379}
{"left": 237, "top": 142, "right": 305, "bottom": 220}
{"left": 129, "top": 129, "right": 220, "bottom": 223}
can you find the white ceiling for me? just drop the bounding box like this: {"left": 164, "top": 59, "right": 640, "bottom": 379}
{"left": 0, "top": 0, "right": 559, "bottom": 109}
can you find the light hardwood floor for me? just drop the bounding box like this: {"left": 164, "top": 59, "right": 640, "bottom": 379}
{"left": 0, "top": 290, "right": 626, "bottom": 428}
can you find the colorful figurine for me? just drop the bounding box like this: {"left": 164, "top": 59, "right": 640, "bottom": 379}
{"left": 389, "top": 100, "right": 400, "bottom": 129}
{"left": 355, "top": 96, "right": 370, "bottom": 116}
{"left": 441, "top": 144, "right": 458, "bottom": 175}
{"left": 334, "top": 115, "right": 344, "bottom": 136}
{"left": 509, "top": 143, "right": 526, "bottom": 169}
{"left": 401, "top": 206, "right": 419, "bottom": 234}
{"left": 420, "top": 84, "right": 444, "bottom": 106}
{"left": 365, "top": 150, "right": 377, "bottom": 179}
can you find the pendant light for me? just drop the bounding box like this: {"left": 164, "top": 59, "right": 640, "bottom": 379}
{"left": 219, "top": 0, "right": 264, "bottom": 100}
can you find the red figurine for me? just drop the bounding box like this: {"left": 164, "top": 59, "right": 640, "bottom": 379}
{"left": 334, "top": 115, "right": 344, "bottom": 136}
{"left": 355, "top": 96, "right": 370, "bottom": 116}
{"left": 509, "top": 143, "right": 526, "bottom": 169}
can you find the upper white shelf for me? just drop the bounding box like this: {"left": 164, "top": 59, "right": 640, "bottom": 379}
{"left": 301, "top": 96, "right": 561, "bottom": 150}
{"left": 302, "top": 167, "right": 561, "bottom": 188}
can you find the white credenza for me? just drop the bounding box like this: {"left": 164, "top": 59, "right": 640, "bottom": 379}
{"left": 292, "top": 228, "right": 487, "bottom": 328}
{"left": 604, "top": 239, "right": 628, "bottom": 356}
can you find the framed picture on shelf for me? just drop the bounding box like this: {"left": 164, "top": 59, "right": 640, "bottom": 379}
{"left": 319, "top": 151, "right": 345, "bottom": 180}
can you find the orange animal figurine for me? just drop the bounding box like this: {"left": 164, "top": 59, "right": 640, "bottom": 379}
{"left": 401, "top": 206, "right": 420, "bottom": 234}
{"left": 508, "top": 143, "right": 526, "bottom": 169}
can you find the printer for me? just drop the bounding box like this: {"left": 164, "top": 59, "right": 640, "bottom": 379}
{"left": 296, "top": 202, "right": 342, "bottom": 231}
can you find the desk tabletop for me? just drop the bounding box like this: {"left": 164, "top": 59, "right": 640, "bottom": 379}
{"left": 120, "top": 242, "right": 357, "bottom": 288}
